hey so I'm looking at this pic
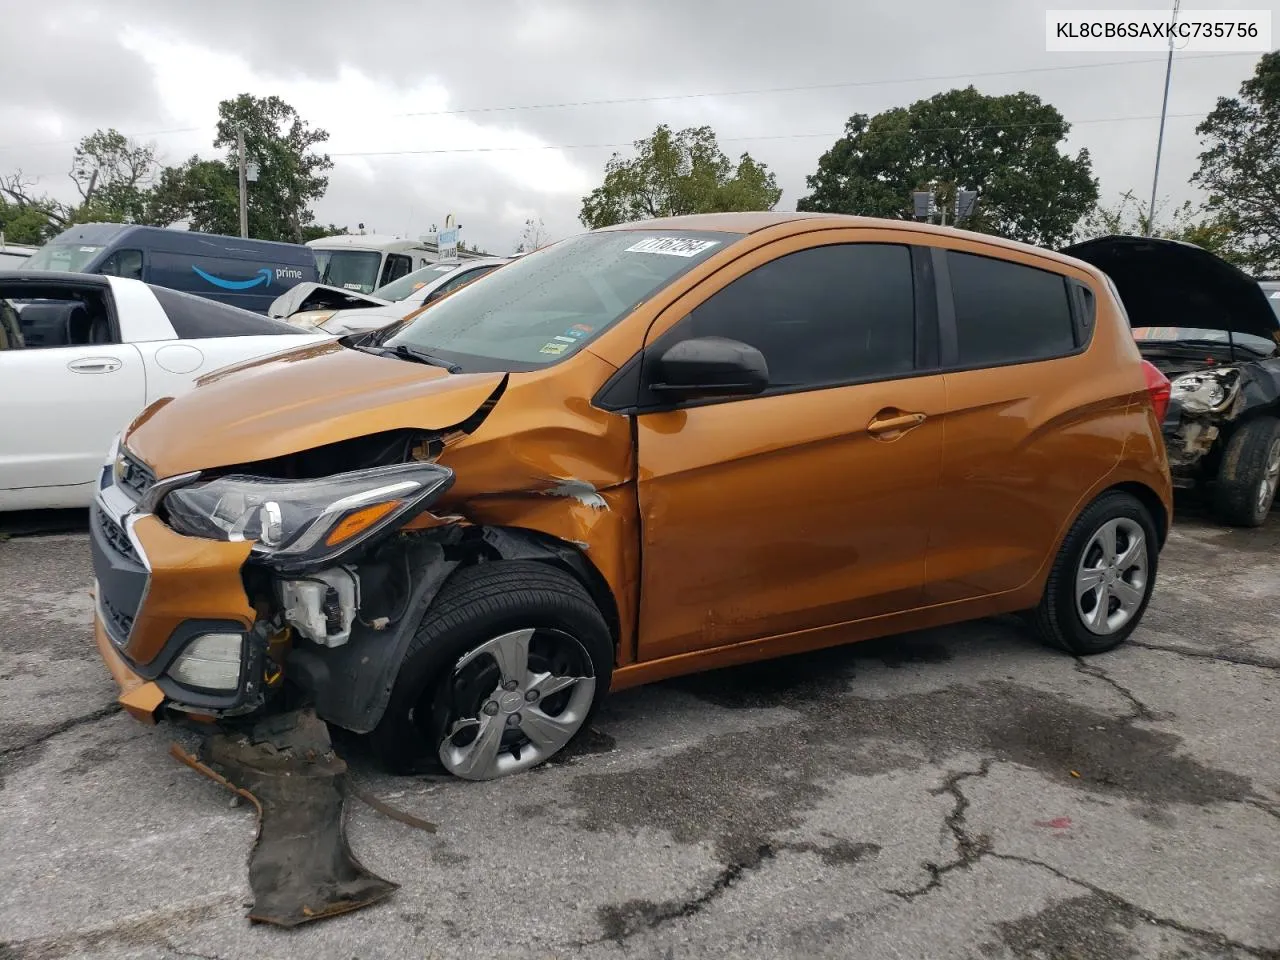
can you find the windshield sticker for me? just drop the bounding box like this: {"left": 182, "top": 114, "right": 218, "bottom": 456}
{"left": 563, "top": 324, "right": 593, "bottom": 340}
{"left": 539, "top": 341, "right": 570, "bottom": 355}
{"left": 79, "top": 246, "right": 97, "bottom": 252}
{"left": 434, "top": 265, "right": 455, "bottom": 272}
{"left": 343, "top": 283, "right": 364, "bottom": 290}
{"left": 625, "top": 237, "right": 720, "bottom": 257}
{"left": 1271, "top": 291, "right": 1280, "bottom": 299}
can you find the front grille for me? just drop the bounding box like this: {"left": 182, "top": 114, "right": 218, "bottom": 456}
{"left": 97, "top": 506, "right": 139, "bottom": 564}
{"left": 100, "top": 588, "right": 136, "bottom": 642}
{"left": 117, "top": 451, "right": 156, "bottom": 502}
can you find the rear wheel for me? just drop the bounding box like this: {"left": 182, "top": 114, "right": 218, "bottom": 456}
{"left": 1030, "top": 491, "right": 1158, "bottom": 655}
{"left": 369, "top": 560, "right": 613, "bottom": 778}
{"left": 1211, "top": 416, "right": 1280, "bottom": 527}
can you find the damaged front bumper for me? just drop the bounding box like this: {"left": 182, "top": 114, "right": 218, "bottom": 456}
{"left": 90, "top": 448, "right": 465, "bottom": 733}
{"left": 90, "top": 479, "right": 270, "bottom": 722}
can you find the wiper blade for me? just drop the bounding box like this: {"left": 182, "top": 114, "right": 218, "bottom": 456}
{"left": 389, "top": 343, "right": 461, "bottom": 373}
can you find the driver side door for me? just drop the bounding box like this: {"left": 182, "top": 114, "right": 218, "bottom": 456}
{"left": 630, "top": 232, "right": 947, "bottom": 663}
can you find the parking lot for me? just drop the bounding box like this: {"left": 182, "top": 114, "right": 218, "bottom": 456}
{"left": 1, "top": 506, "right": 1277, "bottom": 960}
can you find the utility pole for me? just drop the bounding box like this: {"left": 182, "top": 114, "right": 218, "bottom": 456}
{"left": 1146, "top": 0, "right": 1181, "bottom": 236}
{"left": 237, "top": 125, "right": 248, "bottom": 239}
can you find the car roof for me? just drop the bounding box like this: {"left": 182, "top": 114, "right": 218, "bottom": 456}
{"left": 0, "top": 269, "right": 113, "bottom": 287}
{"left": 595, "top": 211, "right": 1089, "bottom": 269}
{"left": 306, "top": 234, "right": 426, "bottom": 250}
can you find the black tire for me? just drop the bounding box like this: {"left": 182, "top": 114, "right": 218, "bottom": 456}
{"left": 1211, "top": 416, "right": 1280, "bottom": 527}
{"left": 368, "top": 559, "right": 613, "bottom": 776}
{"left": 1030, "top": 490, "right": 1159, "bottom": 656}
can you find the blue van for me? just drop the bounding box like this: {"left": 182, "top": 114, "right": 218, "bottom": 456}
{"left": 23, "top": 223, "right": 319, "bottom": 314}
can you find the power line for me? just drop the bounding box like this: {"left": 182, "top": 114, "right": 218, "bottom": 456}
{"left": 0, "top": 51, "right": 1253, "bottom": 155}
{"left": 391, "top": 52, "right": 1252, "bottom": 118}
{"left": 329, "top": 111, "right": 1206, "bottom": 158}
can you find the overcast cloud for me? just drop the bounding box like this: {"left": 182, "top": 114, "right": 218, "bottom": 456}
{"left": 0, "top": 0, "right": 1271, "bottom": 254}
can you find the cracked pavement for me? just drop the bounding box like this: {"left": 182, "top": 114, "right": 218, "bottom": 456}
{"left": 1, "top": 506, "right": 1277, "bottom": 959}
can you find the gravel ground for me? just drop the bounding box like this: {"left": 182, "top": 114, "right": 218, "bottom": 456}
{"left": 0, "top": 506, "right": 1277, "bottom": 959}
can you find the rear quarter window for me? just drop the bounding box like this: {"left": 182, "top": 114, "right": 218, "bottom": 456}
{"left": 947, "top": 251, "right": 1076, "bottom": 368}
{"left": 148, "top": 285, "right": 304, "bottom": 339}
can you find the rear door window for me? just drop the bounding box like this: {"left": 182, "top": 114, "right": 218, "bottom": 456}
{"left": 946, "top": 252, "right": 1076, "bottom": 367}
{"left": 148, "top": 285, "right": 304, "bottom": 339}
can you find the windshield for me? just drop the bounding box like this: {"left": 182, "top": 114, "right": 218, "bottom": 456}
{"left": 382, "top": 230, "right": 738, "bottom": 372}
{"left": 315, "top": 250, "right": 382, "bottom": 294}
{"left": 1134, "top": 326, "right": 1276, "bottom": 356}
{"left": 24, "top": 243, "right": 104, "bottom": 273}
{"left": 373, "top": 262, "right": 460, "bottom": 302}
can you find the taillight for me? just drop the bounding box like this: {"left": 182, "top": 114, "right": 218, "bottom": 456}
{"left": 1141, "top": 360, "right": 1171, "bottom": 421}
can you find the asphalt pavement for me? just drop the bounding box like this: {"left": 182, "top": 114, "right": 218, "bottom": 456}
{"left": 1, "top": 506, "right": 1277, "bottom": 959}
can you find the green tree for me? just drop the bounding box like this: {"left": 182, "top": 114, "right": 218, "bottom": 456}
{"left": 797, "top": 87, "right": 1098, "bottom": 248}
{"left": 0, "top": 174, "right": 63, "bottom": 243}
{"left": 1074, "top": 189, "right": 1237, "bottom": 260}
{"left": 579, "top": 124, "right": 782, "bottom": 229}
{"left": 145, "top": 94, "right": 333, "bottom": 242}
{"left": 300, "top": 223, "right": 348, "bottom": 242}
{"left": 144, "top": 157, "right": 237, "bottom": 232}
{"left": 219, "top": 94, "right": 332, "bottom": 242}
{"left": 1193, "top": 52, "right": 1280, "bottom": 275}
{"left": 67, "top": 128, "right": 160, "bottom": 224}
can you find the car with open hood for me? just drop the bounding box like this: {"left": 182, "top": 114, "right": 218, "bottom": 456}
{"left": 1063, "top": 237, "right": 1280, "bottom": 526}
{"left": 268, "top": 257, "right": 511, "bottom": 335}
{"left": 91, "top": 212, "right": 1173, "bottom": 781}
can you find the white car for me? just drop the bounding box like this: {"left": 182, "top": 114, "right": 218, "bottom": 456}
{"left": 0, "top": 270, "right": 325, "bottom": 511}
{"left": 269, "top": 257, "right": 511, "bottom": 336}
{"left": 0, "top": 241, "right": 36, "bottom": 269}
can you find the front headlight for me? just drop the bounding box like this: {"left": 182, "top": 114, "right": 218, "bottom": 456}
{"left": 1170, "top": 368, "right": 1240, "bottom": 414}
{"left": 163, "top": 463, "right": 453, "bottom": 569}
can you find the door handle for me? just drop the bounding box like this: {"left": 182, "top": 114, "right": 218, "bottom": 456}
{"left": 867, "top": 410, "right": 927, "bottom": 436}
{"left": 68, "top": 357, "right": 122, "bottom": 374}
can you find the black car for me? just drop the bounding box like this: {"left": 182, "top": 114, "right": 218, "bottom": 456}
{"left": 1065, "top": 237, "right": 1280, "bottom": 526}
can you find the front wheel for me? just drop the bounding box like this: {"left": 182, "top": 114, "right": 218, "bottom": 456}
{"left": 1211, "top": 416, "right": 1280, "bottom": 527}
{"left": 369, "top": 560, "right": 613, "bottom": 779}
{"left": 1030, "top": 490, "right": 1159, "bottom": 655}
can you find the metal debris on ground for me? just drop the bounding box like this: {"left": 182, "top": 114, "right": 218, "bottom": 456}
{"left": 170, "top": 708, "right": 400, "bottom": 928}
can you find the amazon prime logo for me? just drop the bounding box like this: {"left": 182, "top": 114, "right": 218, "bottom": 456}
{"left": 192, "top": 265, "right": 301, "bottom": 290}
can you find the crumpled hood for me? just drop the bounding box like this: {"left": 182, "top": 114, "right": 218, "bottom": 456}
{"left": 124, "top": 340, "right": 506, "bottom": 478}
{"left": 1061, "top": 235, "right": 1279, "bottom": 342}
{"left": 268, "top": 282, "right": 391, "bottom": 319}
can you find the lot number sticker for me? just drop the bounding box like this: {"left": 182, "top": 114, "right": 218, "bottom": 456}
{"left": 625, "top": 237, "right": 720, "bottom": 257}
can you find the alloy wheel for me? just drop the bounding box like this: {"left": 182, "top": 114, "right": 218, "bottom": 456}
{"left": 435, "top": 628, "right": 596, "bottom": 780}
{"left": 1075, "top": 517, "right": 1149, "bottom": 636}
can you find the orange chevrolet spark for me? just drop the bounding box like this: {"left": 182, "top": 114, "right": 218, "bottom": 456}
{"left": 91, "top": 213, "right": 1174, "bottom": 780}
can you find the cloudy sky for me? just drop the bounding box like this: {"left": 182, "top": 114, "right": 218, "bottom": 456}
{"left": 0, "top": 0, "right": 1272, "bottom": 254}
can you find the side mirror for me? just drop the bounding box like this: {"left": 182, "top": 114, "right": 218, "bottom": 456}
{"left": 651, "top": 336, "right": 769, "bottom": 399}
